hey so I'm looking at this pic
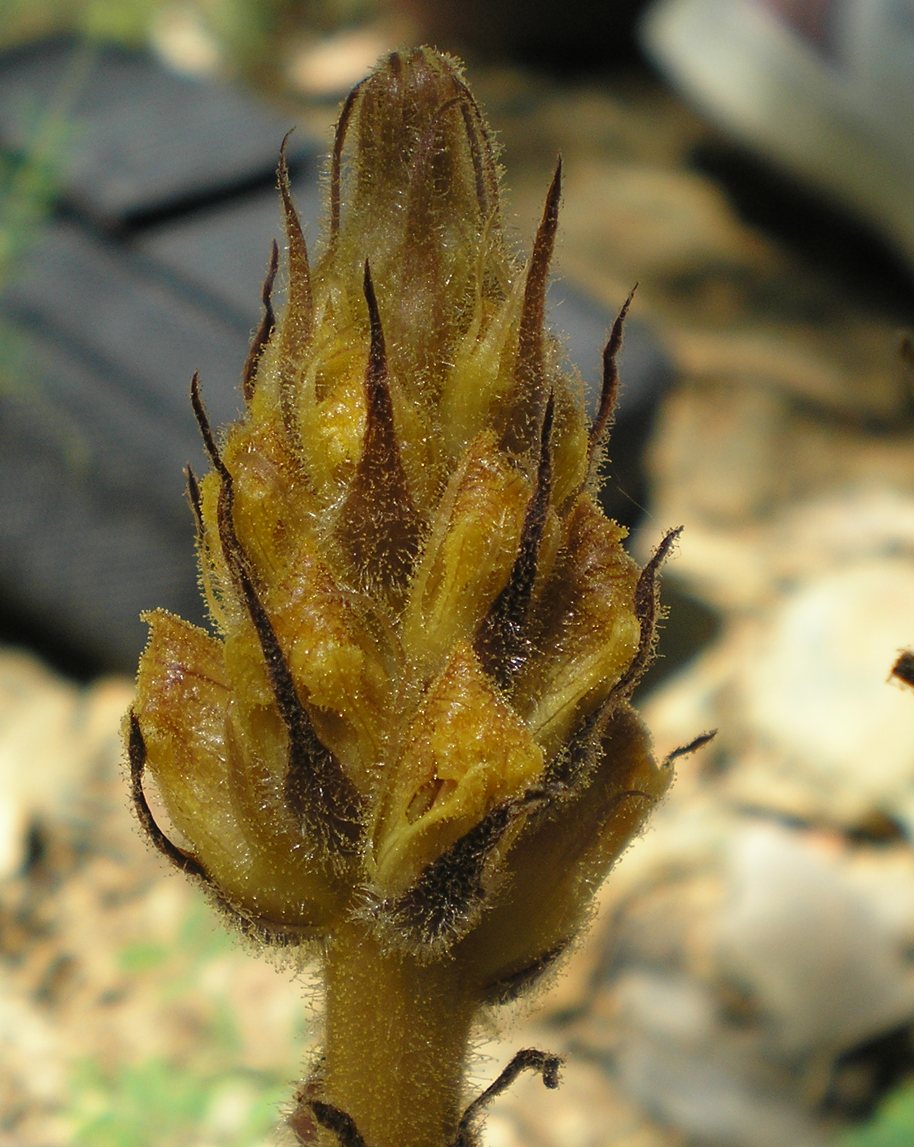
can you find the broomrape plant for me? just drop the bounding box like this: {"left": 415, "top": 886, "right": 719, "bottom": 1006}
{"left": 126, "top": 47, "right": 703, "bottom": 1147}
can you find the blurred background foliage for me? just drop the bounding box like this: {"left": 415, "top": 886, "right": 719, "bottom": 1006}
{"left": 841, "top": 1084, "right": 914, "bottom": 1147}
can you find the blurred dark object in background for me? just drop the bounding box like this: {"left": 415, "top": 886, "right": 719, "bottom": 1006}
{"left": 393, "top": 0, "right": 650, "bottom": 69}
{"left": 0, "top": 36, "right": 322, "bottom": 680}
{"left": 640, "top": 0, "right": 914, "bottom": 290}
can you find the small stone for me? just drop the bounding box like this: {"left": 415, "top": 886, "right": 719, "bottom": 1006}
{"left": 736, "top": 559, "right": 914, "bottom": 832}
{"left": 717, "top": 823, "right": 914, "bottom": 1054}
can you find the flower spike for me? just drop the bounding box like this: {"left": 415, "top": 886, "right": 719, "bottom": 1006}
{"left": 127, "top": 48, "right": 696, "bottom": 1147}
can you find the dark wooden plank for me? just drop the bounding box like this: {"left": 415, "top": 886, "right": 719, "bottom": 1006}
{"left": 0, "top": 334, "right": 206, "bottom": 670}
{"left": 3, "top": 219, "right": 249, "bottom": 444}
{"left": 0, "top": 36, "right": 319, "bottom": 229}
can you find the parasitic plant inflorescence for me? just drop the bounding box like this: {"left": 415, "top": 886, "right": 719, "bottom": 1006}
{"left": 127, "top": 47, "right": 697, "bottom": 1147}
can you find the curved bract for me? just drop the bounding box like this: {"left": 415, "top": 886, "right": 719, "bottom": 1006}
{"left": 127, "top": 47, "right": 681, "bottom": 1147}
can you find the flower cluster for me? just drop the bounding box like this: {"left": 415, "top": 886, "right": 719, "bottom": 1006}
{"left": 127, "top": 47, "right": 683, "bottom": 1147}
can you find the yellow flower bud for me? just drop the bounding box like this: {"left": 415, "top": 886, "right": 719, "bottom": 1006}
{"left": 370, "top": 640, "right": 544, "bottom": 901}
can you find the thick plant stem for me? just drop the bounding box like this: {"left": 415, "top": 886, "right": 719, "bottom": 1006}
{"left": 321, "top": 918, "right": 476, "bottom": 1147}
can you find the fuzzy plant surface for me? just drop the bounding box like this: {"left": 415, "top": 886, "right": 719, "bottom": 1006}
{"left": 127, "top": 46, "right": 699, "bottom": 1147}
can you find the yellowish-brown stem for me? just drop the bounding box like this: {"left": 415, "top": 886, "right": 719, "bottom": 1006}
{"left": 320, "top": 919, "right": 476, "bottom": 1147}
